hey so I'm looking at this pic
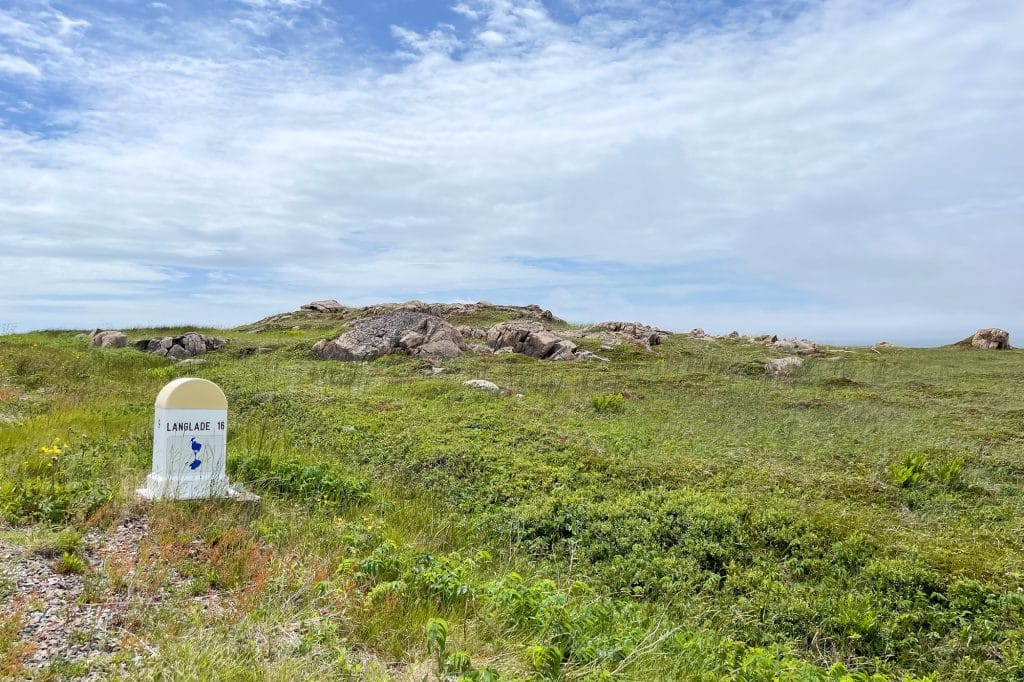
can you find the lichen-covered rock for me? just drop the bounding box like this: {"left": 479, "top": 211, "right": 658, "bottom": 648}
{"left": 971, "top": 328, "right": 1010, "bottom": 350}
{"left": 766, "top": 356, "right": 804, "bottom": 378}
{"left": 314, "top": 312, "right": 466, "bottom": 361}
{"left": 134, "top": 333, "right": 226, "bottom": 359}
{"left": 89, "top": 330, "right": 127, "bottom": 348}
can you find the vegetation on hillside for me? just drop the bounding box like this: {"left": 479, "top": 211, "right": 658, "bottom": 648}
{"left": 1, "top": 314, "right": 1022, "bottom": 680}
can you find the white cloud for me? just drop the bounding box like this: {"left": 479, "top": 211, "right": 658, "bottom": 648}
{"left": 0, "top": 0, "right": 1022, "bottom": 343}
{"left": 0, "top": 53, "right": 39, "bottom": 77}
{"left": 391, "top": 24, "right": 461, "bottom": 55}
{"left": 477, "top": 29, "right": 505, "bottom": 46}
{"left": 451, "top": 3, "right": 480, "bottom": 21}
{"left": 53, "top": 11, "right": 89, "bottom": 36}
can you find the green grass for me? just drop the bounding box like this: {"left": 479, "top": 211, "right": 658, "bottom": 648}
{"left": 1, "top": 324, "right": 1022, "bottom": 680}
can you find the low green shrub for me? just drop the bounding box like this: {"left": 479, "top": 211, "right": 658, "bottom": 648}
{"left": 590, "top": 393, "right": 625, "bottom": 413}
{"left": 935, "top": 457, "right": 966, "bottom": 489}
{"left": 55, "top": 551, "right": 88, "bottom": 575}
{"left": 889, "top": 453, "right": 929, "bottom": 489}
{"left": 229, "top": 453, "right": 372, "bottom": 508}
{"left": 1, "top": 477, "right": 111, "bottom": 525}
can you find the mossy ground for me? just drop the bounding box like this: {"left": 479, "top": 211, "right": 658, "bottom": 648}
{"left": 1, "top": 315, "right": 1022, "bottom": 680}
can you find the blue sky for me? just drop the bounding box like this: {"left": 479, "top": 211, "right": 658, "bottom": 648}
{"left": 1, "top": 0, "right": 1022, "bottom": 344}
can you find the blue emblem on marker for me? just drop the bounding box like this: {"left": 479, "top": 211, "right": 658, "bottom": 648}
{"left": 189, "top": 437, "right": 202, "bottom": 470}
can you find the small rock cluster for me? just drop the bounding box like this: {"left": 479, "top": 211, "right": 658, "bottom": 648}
{"left": 314, "top": 314, "right": 607, "bottom": 362}
{"left": 567, "top": 322, "right": 671, "bottom": 350}
{"left": 764, "top": 336, "right": 820, "bottom": 356}
{"left": 485, "top": 320, "right": 606, "bottom": 361}
{"left": 313, "top": 311, "right": 466, "bottom": 361}
{"left": 133, "top": 332, "right": 227, "bottom": 360}
{"left": 688, "top": 328, "right": 719, "bottom": 341}
{"left": 972, "top": 328, "right": 1010, "bottom": 350}
{"left": 89, "top": 329, "right": 128, "bottom": 348}
{"left": 687, "top": 328, "right": 743, "bottom": 342}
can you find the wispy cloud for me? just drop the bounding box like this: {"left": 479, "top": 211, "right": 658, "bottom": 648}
{"left": 0, "top": 53, "right": 39, "bottom": 77}
{"left": 0, "top": 0, "right": 1022, "bottom": 344}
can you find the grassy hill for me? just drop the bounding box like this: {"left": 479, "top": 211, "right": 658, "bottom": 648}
{"left": 1, "top": 310, "right": 1022, "bottom": 680}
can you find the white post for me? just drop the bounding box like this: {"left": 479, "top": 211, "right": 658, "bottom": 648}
{"left": 139, "top": 377, "right": 239, "bottom": 500}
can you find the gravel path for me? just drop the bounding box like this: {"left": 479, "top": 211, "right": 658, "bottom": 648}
{"left": 0, "top": 517, "right": 149, "bottom": 677}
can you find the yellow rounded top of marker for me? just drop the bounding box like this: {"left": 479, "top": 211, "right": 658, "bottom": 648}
{"left": 154, "top": 378, "right": 227, "bottom": 410}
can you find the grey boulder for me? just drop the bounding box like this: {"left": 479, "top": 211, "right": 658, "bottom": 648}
{"left": 971, "top": 328, "right": 1010, "bottom": 350}
{"left": 766, "top": 356, "right": 804, "bottom": 378}
{"left": 301, "top": 299, "right": 345, "bottom": 313}
{"left": 313, "top": 311, "right": 466, "bottom": 361}
{"left": 464, "top": 379, "right": 502, "bottom": 395}
{"left": 89, "top": 330, "right": 128, "bottom": 348}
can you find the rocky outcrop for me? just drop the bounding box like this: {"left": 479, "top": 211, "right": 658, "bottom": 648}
{"left": 568, "top": 322, "right": 671, "bottom": 350}
{"left": 766, "top": 356, "right": 804, "bottom": 378}
{"left": 971, "top": 328, "right": 1010, "bottom": 350}
{"left": 313, "top": 312, "right": 466, "bottom": 361}
{"left": 486, "top": 321, "right": 607, "bottom": 361}
{"left": 89, "top": 330, "right": 127, "bottom": 348}
{"left": 301, "top": 299, "right": 345, "bottom": 313}
{"left": 134, "top": 332, "right": 227, "bottom": 360}
{"left": 769, "top": 337, "right": 819, "bottom": 356}
{"left": 362, "top": 301, "right": 562, "bottom": 323}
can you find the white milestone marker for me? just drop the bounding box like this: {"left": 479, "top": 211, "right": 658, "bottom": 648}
{"left": 139, "top": 377, "right": 240, "bottom": 500}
